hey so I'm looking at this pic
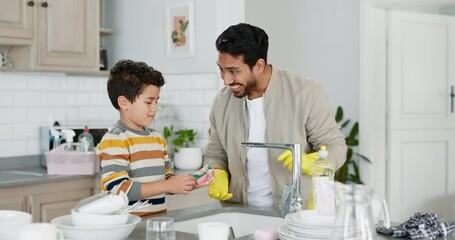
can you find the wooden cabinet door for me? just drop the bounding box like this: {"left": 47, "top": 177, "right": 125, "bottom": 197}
{"left": 166, "top": 188, "right": 217, "bottom": 211}
{"left": 0, "top": 195, "right": 29, "bottom": 212}
{"left": 0, "top": 0, "right": 33, "bottom": 40}
{"left": 36, "top": 0, "right": 98, "bottom": 69}
{"left": 31, "top": 188, "right": 92, "bottom": 223}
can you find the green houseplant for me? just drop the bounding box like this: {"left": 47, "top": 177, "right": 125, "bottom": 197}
{"left": 334, "top": 106, "right": 371, "bottom": 184}
{"left": 163, "top": 125, "right": 201, "bottom": 170}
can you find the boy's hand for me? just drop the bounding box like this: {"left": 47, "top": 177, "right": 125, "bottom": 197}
{"left": 192, "top": 165, "right": 215, "bottom": 189}
{"left": 208, "top": 169, "right": 233, "bottom": 201}
{"left": 166, "top": 175, "right": 195, "bottom": 194}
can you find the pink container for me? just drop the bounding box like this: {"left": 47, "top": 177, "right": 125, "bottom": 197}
{"left": 45, "top": 144, "right": 99, "bottom": 175}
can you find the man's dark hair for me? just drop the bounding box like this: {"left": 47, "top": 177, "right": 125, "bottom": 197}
{"left": 215, "top": 23, "right": 269, "bottom": 69}
{"left": 107, "top": 59, "right": 165, "bottom": 110}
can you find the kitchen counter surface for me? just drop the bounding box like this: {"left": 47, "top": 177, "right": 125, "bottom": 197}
{"left": 1, "top": 158, "right": 453, "bottom": 240}
{"left": 128, "top": 203, "right": 455, "bottom": 240}
{"left": 0, "top": 166, "right": 97, "bottom": 188}
{"left": 129, "top": 203, "right": 270, "bottom": 240}
{"left": 0, "top": 158, "right": 196, "bottom": 189}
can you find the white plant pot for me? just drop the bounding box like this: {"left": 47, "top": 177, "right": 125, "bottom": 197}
{"left": 173, "top": 147, "right": 202, "bottom": 170}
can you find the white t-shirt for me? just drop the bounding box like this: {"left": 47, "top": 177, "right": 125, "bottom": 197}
{"left": 245, "top": 97, "right": 273, "bottom": 207}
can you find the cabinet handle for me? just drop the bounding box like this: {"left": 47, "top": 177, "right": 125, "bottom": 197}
{"left": 451, "top": 86, "right": 454, "bottom": 113}
{"left": 41, "top": 1, "right": 48, "bottom": 8}
{"left": 27, "top": 1, "right": 35, "bottom": 7}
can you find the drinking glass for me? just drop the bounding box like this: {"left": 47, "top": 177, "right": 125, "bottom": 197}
{"left": 146, "top": 217, "right": 175, "bottom": 240}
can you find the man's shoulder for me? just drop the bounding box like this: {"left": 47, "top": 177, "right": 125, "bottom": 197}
{"left": 274, "top": 68, "right": 320, "bottom": 94}
{"left": 278, "top": 68, "right": 317, "bottom": 85}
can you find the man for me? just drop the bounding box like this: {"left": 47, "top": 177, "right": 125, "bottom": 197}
{"left": 204, "top": 23, "right": 347, "bottom": 209}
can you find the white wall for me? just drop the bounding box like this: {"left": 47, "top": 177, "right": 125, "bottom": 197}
{"left": 105, "top": 0, "right": 360, "bottom": 130}
{"left": 246, "top": 0, "right": 359, "bottom": 119}
{"left": 0, "top": 72, "right": 217, "bottom": 158}
{"left": 0, "top": 72, "right": 115, "bottom": 157}
{"left": 105, "top": 0, "right": 218, "bottom": 75}
{"left": 0, "top": 0, "right": 361, "bottom": 158}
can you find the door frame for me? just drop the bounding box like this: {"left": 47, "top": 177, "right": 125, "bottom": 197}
{"left": 359, "top": 0, "right": 455, "bottom": 198}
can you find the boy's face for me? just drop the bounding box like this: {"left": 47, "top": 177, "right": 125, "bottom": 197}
{"left": 122, "top": 85, "right": 160, "bottom": 131}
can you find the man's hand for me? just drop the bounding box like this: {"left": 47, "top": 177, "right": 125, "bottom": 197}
{"left": 208, "top": 169, "right": 233, "bottom": 201}
{"left": 277, "top": 150, "right": 320, "bottom": 175}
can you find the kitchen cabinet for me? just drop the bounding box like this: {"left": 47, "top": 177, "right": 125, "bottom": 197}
{"left": 99, "top": 0, "right": 112, "bottom": 72}
{"left": 6, "top": 0, "right": 99, "bottom": 72}
{"left": 166, "top": 188, "right": 218, "bottom": 211}
{"left": 0, "top": 195, "right": 29, "bottom": 212}
{"left": 31, "top": 188, "right": 93, "bottom": 222}
{"left": 0, "top": 0, "right": 34, "bottom": 45}
{"left": 0, "top": 177, "right": 95, "bottom": 222}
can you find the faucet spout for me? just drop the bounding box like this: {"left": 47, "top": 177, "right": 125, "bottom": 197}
{"left": 241, "top": 142, "right": 302, "bottom": 216}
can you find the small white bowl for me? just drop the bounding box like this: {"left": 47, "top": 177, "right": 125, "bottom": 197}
{"left": 0, "top": 210, "right": 32, "bottom": 240}
{"left": 52, "top": 214, "right": 140, "bottom": 240}
{"left": 71, "top": 209, "right": 129, "bottom": 227}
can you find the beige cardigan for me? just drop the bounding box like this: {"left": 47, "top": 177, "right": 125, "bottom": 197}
{"left": 204, "top": 67, "right": 347, "bottom": 208}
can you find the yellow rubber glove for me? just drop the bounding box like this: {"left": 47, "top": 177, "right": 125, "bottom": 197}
{"left": 277, "top": 150, "right": 320, "bottom": 175}
{"left": 208, "top": 169, "right": 233, "bottom": 201}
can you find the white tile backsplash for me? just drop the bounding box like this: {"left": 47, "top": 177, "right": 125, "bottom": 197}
{"left": 0, "top": 71, "right": 221, "bottom": 157}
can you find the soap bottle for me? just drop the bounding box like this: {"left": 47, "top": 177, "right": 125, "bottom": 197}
{"left": 311, "top": 145, "right": 336, "bottom": 215}
{"left": 78, "top": 126, "right": 94, "bottom": 152}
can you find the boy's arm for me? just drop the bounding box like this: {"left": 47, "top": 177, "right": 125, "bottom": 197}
{"left": 140, "top": 175, "right": 195, "bottom": 197}
{"left": 96, "top": 133, "right": 133, "bottom": 197}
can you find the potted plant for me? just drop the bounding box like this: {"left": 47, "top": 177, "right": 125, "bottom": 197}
{"left": 163, "top": 126, "right": 202, "bottom": 170}
{"left": 334, "top": 106, "right": 371, "bottom": 184}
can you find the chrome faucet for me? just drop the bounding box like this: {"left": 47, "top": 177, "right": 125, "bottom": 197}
{"left": 241, "top": 142, "right": 302, "bottom": 217}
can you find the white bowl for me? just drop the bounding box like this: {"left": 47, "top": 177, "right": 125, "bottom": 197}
{"left": 51, "top": 214, "right": 140, "bottom": 240}
{"left": 0, "top": 210, "right": 32, "bottom": 240}
{"left": 71, "top": 209, "right": 129, "bottom": 227}
{"left": 173, "top": 147, "right": 202, "bottom": 170}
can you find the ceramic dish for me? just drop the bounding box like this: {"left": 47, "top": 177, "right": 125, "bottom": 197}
{"left": 279, "top": 225, "right": 329, "bottom": 240}
{"left": 51, "top": 214, "right": 140, "bottom": 240}
{"left": 0, "top": 210, "right": 32, "bottom": 240}
{"left": 285, "top": 210, "right": 334, "bottom": 227}
{"left": 71, "top": 209, "right": 129, "bottom": 227}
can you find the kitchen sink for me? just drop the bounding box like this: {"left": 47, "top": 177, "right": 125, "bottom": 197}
{"left": 173, "top": 207, "right": 285, "bottom": 238}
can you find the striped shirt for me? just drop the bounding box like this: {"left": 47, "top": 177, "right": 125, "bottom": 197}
{"left": 96, "top": 121, "right": 173, "bottom": 216}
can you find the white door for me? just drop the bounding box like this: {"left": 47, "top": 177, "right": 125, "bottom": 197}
{"left": 388, "top": 11, "right": 455, "bottom": 221}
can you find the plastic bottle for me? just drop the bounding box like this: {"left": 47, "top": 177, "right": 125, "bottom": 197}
{"left": 78, "top": 126, "right": 95, "bottom": 152}
{"left": 311, "top": 145, "right": 336, "bottom": 215}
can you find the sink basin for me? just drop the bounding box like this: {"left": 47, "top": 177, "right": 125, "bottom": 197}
{"left": 174, "top": 209, "right": 285, "bottom": 238}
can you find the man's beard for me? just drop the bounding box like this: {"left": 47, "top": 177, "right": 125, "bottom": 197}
{"left": 232, "top": 77, "right": 256, "bottom": 98}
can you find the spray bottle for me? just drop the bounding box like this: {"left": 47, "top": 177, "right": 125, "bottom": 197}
{"left": 61, "top": 129, "right": 77, "bottom": 151}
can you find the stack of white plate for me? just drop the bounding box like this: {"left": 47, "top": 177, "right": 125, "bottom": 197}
{"left": 279, "top": 210, "right": 335, "bottom": 240}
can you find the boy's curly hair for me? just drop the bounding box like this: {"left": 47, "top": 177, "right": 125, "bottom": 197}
{"left": 107, "top": 59, "right": 165, "bottom": 110}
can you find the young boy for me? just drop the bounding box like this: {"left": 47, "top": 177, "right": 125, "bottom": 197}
{"left": 96, "top": 59, "right": 196, "bottom": 216}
